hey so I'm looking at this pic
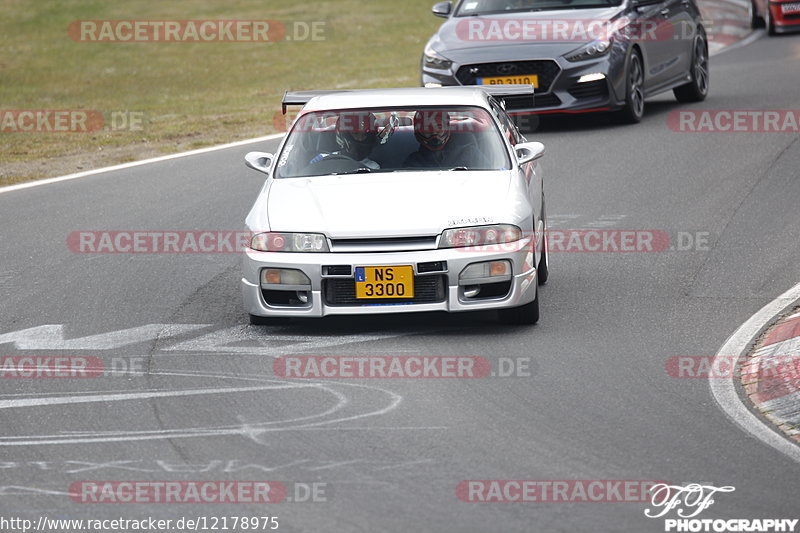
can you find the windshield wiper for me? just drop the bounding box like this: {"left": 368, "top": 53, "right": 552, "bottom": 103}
{"left": 334, "top": 167, "right": 373, "bottom": 175}
{"left": 449, "top": 166, "right": 469, "bottom": 171}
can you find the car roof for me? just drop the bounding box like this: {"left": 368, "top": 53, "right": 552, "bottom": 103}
{"left": 297, "top": 87, "right": 497, "bottom": 113}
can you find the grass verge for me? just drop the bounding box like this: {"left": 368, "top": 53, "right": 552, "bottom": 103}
{"left": 0, "top": 0, "right": 442, "bottom": 186}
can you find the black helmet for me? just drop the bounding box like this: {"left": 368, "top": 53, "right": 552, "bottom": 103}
{"left": 414, "top": 110, "right": 451, "bottom": 151}
{"left": 336, "top": 112, "right": 378, "bottom": 160}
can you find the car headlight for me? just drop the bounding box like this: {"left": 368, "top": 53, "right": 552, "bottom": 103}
{"left": 250, "top": 232, "right": 330, "bottom": 252}
{"left": 565, "top": 39, "right": 612, "bottom": 62}
{"left": 423, "top": 45, "right": 453, "bottom": 70}
{"left": 439, "top": 224, "right": 522, "bottom": 248}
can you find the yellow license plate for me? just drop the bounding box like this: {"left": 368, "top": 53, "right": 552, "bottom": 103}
{"left": 355, "top": 266, "right": 414, "bottom": 299}
{"left": 478, "top": 75, "right": 539, "bottom": 87}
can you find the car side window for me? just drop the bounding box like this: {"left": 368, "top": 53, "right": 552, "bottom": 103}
{"left": 490, "top": 99, "right": 521, "bottom": 146}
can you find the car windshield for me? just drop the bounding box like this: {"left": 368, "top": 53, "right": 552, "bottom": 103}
{"left": 273, "top": 106, "right": 511, "bottom": 179}
{"left": 455, "top": 0, "right": 622, "bottom": 15}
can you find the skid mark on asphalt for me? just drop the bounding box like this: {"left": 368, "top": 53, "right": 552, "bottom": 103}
{"left": 0, "top": 382, "right": 304, "bottom": 409}
{"left": 0, "top": 370, "right": 444, "bottom": 447}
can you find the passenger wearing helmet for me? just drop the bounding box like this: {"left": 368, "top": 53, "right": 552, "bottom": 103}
{"left": 310, "top": 112, "right": 380, "bottom": 169}
{"left": 403, "top": 110, "right": 481, "bottom": 169}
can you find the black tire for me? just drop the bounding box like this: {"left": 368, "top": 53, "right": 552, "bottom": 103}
{"left": 537, "top": 214, "right": 549, "bottom": 286}
{"left": 766, "top": 5, "right": 776, "bottom": 35}
{"left": 498, "top": 286, "right": 540, "bottom": 325}
{"left": 749, "top": 0, "right": 762, "bottom": 28}
{"left": 674, "top": 34, "right": 709, "bottom": 103}
{"left": 618, "top": 50, "right": 645, "bottom": 124}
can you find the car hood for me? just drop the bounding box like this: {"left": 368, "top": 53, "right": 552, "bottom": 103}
{"left": 252, "top": 171, "right": 521, "bottom": 238}
{"left": 431, "top": 8, "right": 625, "bottom": 58}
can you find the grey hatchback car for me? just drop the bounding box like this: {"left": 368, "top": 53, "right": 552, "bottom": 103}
{"left": 420, "top": 0, "right": 709, "bottom": 122}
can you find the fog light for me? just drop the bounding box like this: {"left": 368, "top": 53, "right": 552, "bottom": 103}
{"left": 296, "top": 291, "right": 309, "bottom": 303}
{"left": 490, "top": 261, "right": 508, "bottom": 276}
{"left": 459, "top": 260, "right": 512, "bottom": 283}
{"left": 261, "top": 268, "right": 311, "bottom": 286}
{"left": 463, "top": 286, "right": 481, "bottom": 298}
{"left": 578, "top": 72, "right": 606, "bottom": 83}
{"left": 264, "top": 269, "right": 281, "bottom": 284}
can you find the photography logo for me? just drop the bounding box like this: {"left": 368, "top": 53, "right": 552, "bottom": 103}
{"left": 643, "top": 483, "right": 798, "bottom": 532}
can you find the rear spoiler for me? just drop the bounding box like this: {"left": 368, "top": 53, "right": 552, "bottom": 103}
{"left": 280, "top": 85, "right": 534, "bottom": 114}
{"left": 281, "top": 90, "right": 350, "bottom": 114}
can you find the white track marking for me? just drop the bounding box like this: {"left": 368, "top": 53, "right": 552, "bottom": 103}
{"left": 0, "top": 324, "right": 208, "bottom": 350}
{"left": 709, "top": 281, "right": 800, "bottom": 463}
{"left": 0, "top": 323, "right": 411, "bottom": 355}
{"left": 0, "top": 133, "right": 284, "bottom": 196}
{"left": 0, "top": 370, "right": 418, "bottom": 446}
{"left": 0, "top": 383, "right": 303, "bottom": 409}
{"left": 159, "top": 325, "right": 400, "bottom": 355}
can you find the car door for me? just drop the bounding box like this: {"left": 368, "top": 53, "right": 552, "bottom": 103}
{"left": 631, "top": 0, "right": 676, "bottom": 90}
{"left": 490, "top": 100, "right": 543, "bottom": 257}
{"left": 660, "top": 0, "right": 697, "bottom": 81}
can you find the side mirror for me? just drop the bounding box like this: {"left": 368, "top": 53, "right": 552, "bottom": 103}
{"left": 432, "top": 1, "right": 452, "bottom": 17}
{"left": 244, "top": 151, "right": 274, "bottom": 175}
{"left": 515, "top": 142, "right": 545, "bottom": 165}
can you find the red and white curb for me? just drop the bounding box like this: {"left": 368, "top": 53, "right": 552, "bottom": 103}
{"left": 700, "top": 0, "right": 755, "bottom": 55}
{"left": 710, "top": 282, "right": 800, "bottom": 464}
{"left": 741, "top": 310, "right": 800, "bottom": 443}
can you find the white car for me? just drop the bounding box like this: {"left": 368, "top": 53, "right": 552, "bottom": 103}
{"left": 241, "top": 86, "right": 548, "bottom": 324}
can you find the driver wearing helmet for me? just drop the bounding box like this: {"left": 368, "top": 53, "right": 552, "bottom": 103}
{"left": 310, "top": 112, "right": 380, "bottom": 169}
{"left": 404, "top": 110, "right": 477, "bottom": 169}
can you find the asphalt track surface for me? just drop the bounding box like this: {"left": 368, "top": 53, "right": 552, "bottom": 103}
{"left": 1, "top": 32, "right": 800, "bottom": 533}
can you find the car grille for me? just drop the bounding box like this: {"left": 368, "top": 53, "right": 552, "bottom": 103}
{"left": 323, "top": 275, "right": 447, "bottom": 306}
{"left": 503, "top": 93, "right": 562, "bottom": 110}
{"left": 329, "top": 236, "right": 438, "bottom": 252}
{"left": 568, "top": 80, "right": 609, "bottom": 100}
{"left": 456, "top": 60, "right": 561, "bottom": 92}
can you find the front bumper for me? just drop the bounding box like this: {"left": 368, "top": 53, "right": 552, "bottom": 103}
{"left": 242, "top": 240, "right": 538, "bottom": 318}
{"left": 421, "top": 51, "right": 627, "bottom": 115}
{"left": 770, "top": 1, "right": 800, "bottom": 32}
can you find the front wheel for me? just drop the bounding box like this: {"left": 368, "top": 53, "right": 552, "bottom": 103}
{"left": 674, "top": 34, "right": 709, "bottom": 102}
{"left": 537, "top": 220, "right": 549, "bottom": 286}
{"left": 766, "top": 5, "right": 777, "bottom": 35}
{"left": 618, "top": 50, "right": 645, "bottom": 124}
{"left": 498, "top": 286, "right": 540, "bottom": 325}
{"left": 749, "top": 0, "right": 761, "bottom": 28}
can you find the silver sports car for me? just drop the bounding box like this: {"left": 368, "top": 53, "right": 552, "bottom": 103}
{"left": 241, "top": 86, "right": 548, "bottom": 324}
